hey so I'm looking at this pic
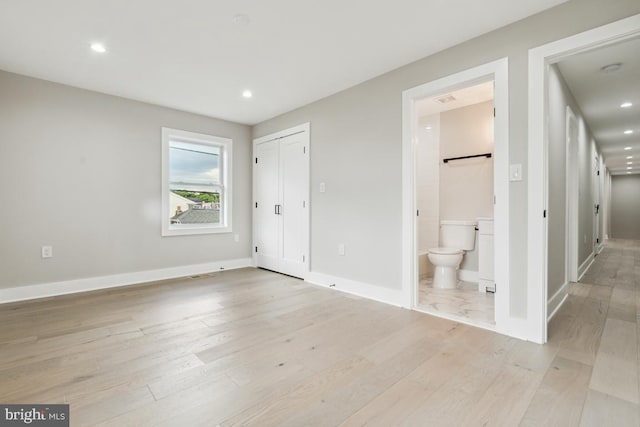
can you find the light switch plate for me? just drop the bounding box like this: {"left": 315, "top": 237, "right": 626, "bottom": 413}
{"left": 509, "top": 164, "right": 522, "bottom": 181}
{"left": 319, "top": 182, "right": 326, "bottom": 193}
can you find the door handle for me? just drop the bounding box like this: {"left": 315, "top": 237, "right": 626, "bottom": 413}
{"left": 274, "top": 204, "right": 282, "bottom": 215}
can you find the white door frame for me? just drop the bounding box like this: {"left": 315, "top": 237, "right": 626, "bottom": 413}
{"left": 593, "top": 152, "right": 601, "bottom": 253}
{"left": 565, "top": 106, "right": 579, "bottom": 284}
{"left": 252, "top": 123, "right": 311, "bottom": 278}
{"left": 402, "top": 58, "right": 514, "bottom": 337}
{"left": 528, "top": 13, "right": 640, "bottom": 344}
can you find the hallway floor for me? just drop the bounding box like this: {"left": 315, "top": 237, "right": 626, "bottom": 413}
{"left": 546, "top": 238, "right": 640, "bottom": 425}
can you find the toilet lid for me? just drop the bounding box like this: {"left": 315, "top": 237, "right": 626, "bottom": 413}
{"left": 429, "top": 247, "right": 463, "bottom": 255}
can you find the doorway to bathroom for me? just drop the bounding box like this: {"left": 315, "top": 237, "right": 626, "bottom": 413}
{"left": 402, "top": 59, "right": 512, "bottom": 336}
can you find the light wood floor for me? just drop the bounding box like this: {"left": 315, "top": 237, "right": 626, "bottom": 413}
{"left": 0, "top": 240, "right": 638, "bottom": 426}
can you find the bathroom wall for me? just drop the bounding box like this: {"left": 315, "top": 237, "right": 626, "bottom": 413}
{"left": 416, "top": 114, "right": 440, "bottom": 277}
{"left": 439, "top": 100, "right": 494, "bottom": 272}
{"left": 416, "top": 114, "right": 441, "bottom": 253}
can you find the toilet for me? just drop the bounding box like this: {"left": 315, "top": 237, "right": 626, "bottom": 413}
{"left": 427, "top": 220, "right": 477, "bottom": 289}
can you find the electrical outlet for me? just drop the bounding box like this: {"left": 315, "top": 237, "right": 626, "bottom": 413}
{"left": 234, "top": 234, "right": 240, "bottom": 242}
{"left": 338, "top": 244, "right": 345, "bottom": 256}
{"left": 319, "top": 182, "right": 326, "bottom": 193}
{"left": 584, "top": 235, "right": 587, "bottom": 244}
{"left": 41, "top": 246, "right": 53, "bottom": 258}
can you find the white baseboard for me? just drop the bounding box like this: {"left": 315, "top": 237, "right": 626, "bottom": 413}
{"left": 596, "top": 243, "right": 604, "bottom": 255}
{"left": 459, "top": 269, "right": 479, "bottom": 283}
{"left": 305, "top": 272, "right": 407, "bottom": 308}
{"left": 547, "top": 281, "right": 569, "bottom": 322}
{"left": 578, "top": 252, "right": 595, "bottom": 281}
{"left": 0, "top": 258, "right": 253, "bottom": 304}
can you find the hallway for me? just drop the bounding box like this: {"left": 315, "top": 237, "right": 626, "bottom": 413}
{"left": 545, "top": 239, "right": 640, "bottom": 425}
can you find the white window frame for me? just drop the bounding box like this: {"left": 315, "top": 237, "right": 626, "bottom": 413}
{"left": 161, "top": 127, "right": 232, "bottom": 236}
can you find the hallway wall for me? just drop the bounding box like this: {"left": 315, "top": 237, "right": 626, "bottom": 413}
{"left": 546, "top": 65, "right": 603, "bottom": 301}
{"left": 611, "top": 175, "right": 640, "bottom": 239}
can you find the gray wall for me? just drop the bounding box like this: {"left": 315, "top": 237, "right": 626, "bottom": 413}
{"left": 0, "top": 71, "right": 252, "bottom": 289}
{"left": 253, "top": 0, "right": 640, "bottom": 317}
{"left": 611, "top": 175, "right": 640, "bottom": 239}
{"left": 547, "top": 65, "right": 601, "bottom": 298}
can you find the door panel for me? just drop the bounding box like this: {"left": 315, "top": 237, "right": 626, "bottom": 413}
{"left": 280, "top": 135, "right": 306, "bottom": 273}
{"left": 255, "top": 140, "right": 280, "bottom": 267}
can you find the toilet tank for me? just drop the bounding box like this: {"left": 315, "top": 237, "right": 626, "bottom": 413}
{"left": 440, "top": 220, "right": 477, "bottom": 250}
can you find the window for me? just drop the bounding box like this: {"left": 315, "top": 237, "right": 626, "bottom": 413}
{"left": 162, "top": 127, "right": 232, "bottom": 236}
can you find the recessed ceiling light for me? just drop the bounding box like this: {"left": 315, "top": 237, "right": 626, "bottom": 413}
{"left": 600, "top": 63, "right": 622, "bottom": 74}
{"left": 90, "top": 43, "right": 106, "bottom": 53}
{"left": 627, "top": 167, "right": 633, "bottom": 169}
{"left": 621, "top": 102, "right": 633, "bottom": 108}
{"left": 425, "top": 126, "right": 432, "bottom": 130}
{"left": 627, "top": 156, "right": 633, "bottom": 159}
{"left": 627, "top": 162, "right": 633, "bottom": 165}
{"left": 242, "top": 90, "right": 252, "bottom": 98}
{"left": 624, "top": 130, "right": 634, "bottom": 135}
{"left": 624, "top": 146, "right": 632, "bottom": 150}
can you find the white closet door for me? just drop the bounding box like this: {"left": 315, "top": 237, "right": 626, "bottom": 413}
{"left": 279, "top": 133, "right": 307, "bottom": 277}
{"left": 253, "top": 124, "right": 309, "bottom": 279}
{"left": 254, "top": 140, "right": 281, "bottom": 271}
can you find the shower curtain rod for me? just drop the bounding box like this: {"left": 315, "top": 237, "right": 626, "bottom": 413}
{"left": 442, "top": 153, "right": 492, "bottom": 163}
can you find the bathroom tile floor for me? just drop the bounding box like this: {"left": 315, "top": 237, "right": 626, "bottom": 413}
{"left": 418, "top": 278, "right": 495, "bottom": 327}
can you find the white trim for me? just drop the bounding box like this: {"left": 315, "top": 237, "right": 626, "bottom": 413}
{"left": 459, "top": 269, "right": 479, "bottom": 283}
{"left": 578, "top": 253, "right": 595, "bottom": 281}
{"left": 596, "top": 242, "right": 604, "bottom": 254}
{"left": 306, "top": 272, "right": 406, "bottom": 308}
{"left": 528, "top": 13, "right": 640, "bottom": 345}
{"left": 252, "top": 123, "right": 311, "bottom": 278}
{"left": 161, "top": 127, "right": 233, "bottom": 236}
{"left": 547, "top": 282, "right": 569, "bottom": 322}
{"left": 402, "top": 58, "right": 515, "bottom": 338}
{"left": 0, "top": 258, "right": 253, "bottom": 304}
{"left": 253, "top": 125, "right": 309, "bottom": 145}
{"left": 565, "top": 106, "right": 579, "bottom": 283}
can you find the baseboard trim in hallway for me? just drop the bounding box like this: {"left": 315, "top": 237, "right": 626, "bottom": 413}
{"left": 578, "top": 252, "right": 595, "bottom": 281}
{"left": 547, "top": 281, "right": 569, "bottom": 322}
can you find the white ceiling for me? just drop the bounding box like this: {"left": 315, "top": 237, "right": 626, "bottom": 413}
{"left": 0, "top": 0, "right": 566, "bottom": 125}
{"left": 557, "top": 37, "right": 640, "bottom": 175}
